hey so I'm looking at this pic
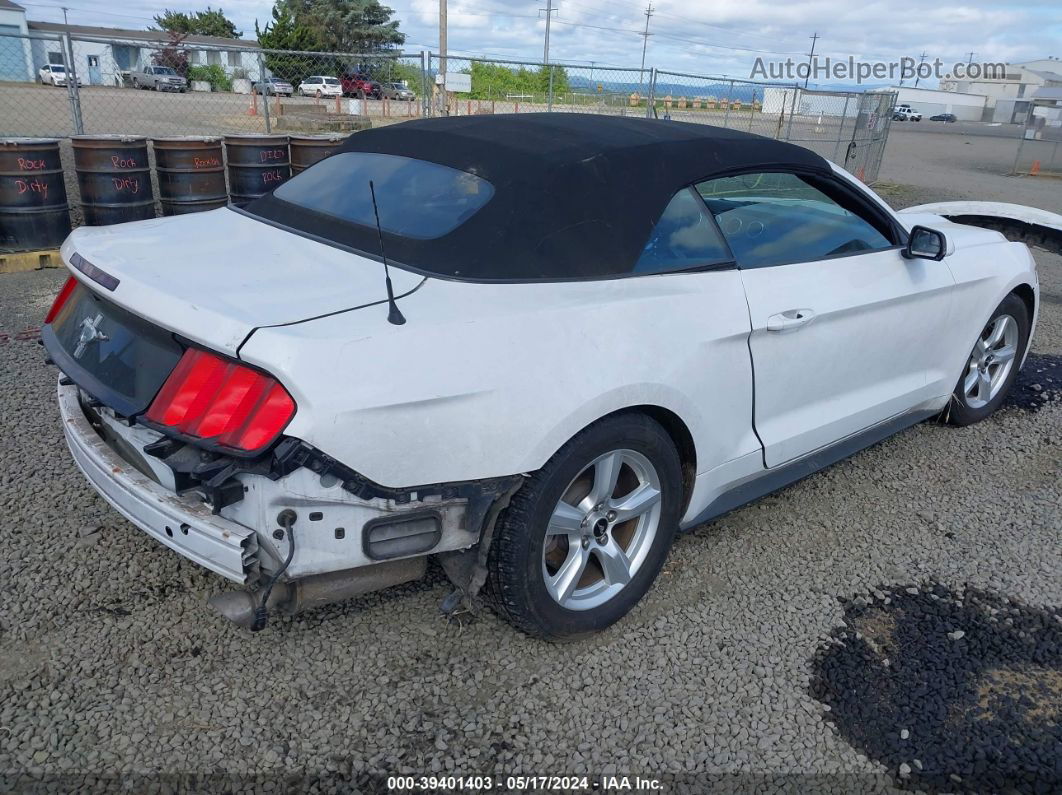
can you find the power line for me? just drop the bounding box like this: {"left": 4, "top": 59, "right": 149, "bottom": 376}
{"left": 18, "top": 1, "right": 157, "bottom": 24}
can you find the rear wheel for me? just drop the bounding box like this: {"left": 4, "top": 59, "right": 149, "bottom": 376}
{"left": 488, "top": 413, "right": 682, "bottom": 640}
{"left": 946, "top": 293, "right": 1030, "bottom": 426}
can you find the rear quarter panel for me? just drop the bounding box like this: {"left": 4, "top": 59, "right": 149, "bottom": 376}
{"left": 239, "top": 271, "right": 760, "bottom": 490}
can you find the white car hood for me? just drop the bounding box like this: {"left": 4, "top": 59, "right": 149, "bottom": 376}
{"left": 60, "top": 207, "right": 423, "bottom": 356}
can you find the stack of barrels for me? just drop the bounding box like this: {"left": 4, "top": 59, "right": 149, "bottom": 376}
{"left": 0, "top": 132, "right": 349, "bottom": 253}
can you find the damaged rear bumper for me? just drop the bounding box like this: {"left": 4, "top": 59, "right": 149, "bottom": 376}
{"left": 58, "top": 379, "right": 259, "bottom": 584}
{"left": 58, "top": 379, "right": 522, "bottom": 611}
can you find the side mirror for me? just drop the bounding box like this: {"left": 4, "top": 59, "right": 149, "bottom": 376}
{"left": 904, "top": 225, "right": 947, "bottom": 261}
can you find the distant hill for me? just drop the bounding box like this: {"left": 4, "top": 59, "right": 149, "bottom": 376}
{"left": 567, "top": 73, "right": 891, "bottom": 99}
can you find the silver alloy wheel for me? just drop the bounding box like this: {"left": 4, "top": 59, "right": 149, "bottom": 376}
{"left": 541, "top": 448, "right": 663, "bottom": 611}
{"left": 963, "top": 313, "right": 1019, "bottom": 409}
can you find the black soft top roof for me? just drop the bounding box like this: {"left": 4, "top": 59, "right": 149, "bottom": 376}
{"left": 247, "top": 113, "right": 831, "bottom": 281}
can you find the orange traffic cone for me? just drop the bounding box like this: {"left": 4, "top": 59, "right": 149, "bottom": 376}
{"left": 1030, "top": 160, "right": 1041, "bottom": 176}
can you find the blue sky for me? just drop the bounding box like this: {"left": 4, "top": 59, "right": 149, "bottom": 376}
{"left": 17, "top": 0, "right": 1062, "bottom": 85}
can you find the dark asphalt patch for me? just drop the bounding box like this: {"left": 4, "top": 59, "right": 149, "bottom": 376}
{"left": 1007, "top": 354, "right": 1062, "bottom": 411}
{"left": 810, "top": 583, "right": 1062, "bottom": 793}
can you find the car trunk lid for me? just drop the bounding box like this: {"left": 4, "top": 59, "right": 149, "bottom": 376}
{"left": 60, "top": 206, "right": 423, "bottom": 356}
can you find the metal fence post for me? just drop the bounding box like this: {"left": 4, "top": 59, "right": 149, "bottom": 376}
{"left": 645, "top": 68, "right": 657, "bottom": 119}
{"left": 421, "top": 50, "right": 432, "bottom": 117}
{"left": 547, "top": 65, "right": 554, "bottom": 112}
{"left": 257, "top": 51, "right": 271, "bottom": 133}
{"left": 1010, "top": 104, "right": 1032, "bottom": 175}
{"left": 785, "top": 85, "right": 797, "bottom": 140}
{"left": 62, "top": 34, "right": 84, "bottom": 134}
{"left": 722, "top": 80, "right": 733, "bottom": 127}
{"left": 832, "top": 93, "right": 851, "bottom": 161}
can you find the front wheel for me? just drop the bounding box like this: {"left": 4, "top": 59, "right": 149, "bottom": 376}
{"left": 946, "top": 293, "right": 1030, "bottom": 426}
{"left": 488, "top": 413, "right": 682, "bottom": 640}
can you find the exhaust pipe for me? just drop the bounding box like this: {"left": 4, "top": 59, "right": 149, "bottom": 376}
{"left": 208, "top": 556, "right": 427, "bottom": 629}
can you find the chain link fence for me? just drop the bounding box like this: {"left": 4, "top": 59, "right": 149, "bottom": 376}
{"left": 1, "top": 27, "right": 902, "bottom": 232}
{"left": 2, "top": 29, "right": 895, "bottom": 181}
{"left": 1011, "top": 106, "right": 1062, "bottom": 178}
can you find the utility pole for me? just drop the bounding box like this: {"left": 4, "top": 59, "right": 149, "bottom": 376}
{"left": 637, "top": 1, "right": 653, "bottom": 90}
{"left": 439, "top": 0, "right": 447, "bottom": 77}
{"left": 914, "top": 51, "right": 928, "bottom": 87}
{"left": 61, "top": 6, "right": 69, "bottom": 26}
{"left": 639, "top": 2, "right": 654, "bottom": 72}
{"left": 804, "top": 31, "right": 818, "bottom": 89}
{"left": 540, "top": 0, "right": 557, "bottom": 63}
{"left": 966, "top": 51, "right": 975, "bottom": 65}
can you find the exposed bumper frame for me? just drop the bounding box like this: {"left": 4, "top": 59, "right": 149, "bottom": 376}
{"left": 58, "top": 380, "right": 259, "bottom": 584}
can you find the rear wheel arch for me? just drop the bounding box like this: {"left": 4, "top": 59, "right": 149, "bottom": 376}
{"left": 541, "top": 405, "right": 697, "bottom": 517}
{"left": 622, "top": 405, "right": 696, "bottom": 517}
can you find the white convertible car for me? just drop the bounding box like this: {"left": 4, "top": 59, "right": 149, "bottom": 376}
{"left": 43, "top": 114, "right": 1039, "bottom": 639}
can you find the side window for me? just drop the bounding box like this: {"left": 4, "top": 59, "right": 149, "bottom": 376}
{"left": 696, "top": 172, "right": 894, "bottom": 269}
{"left": 632, "top": 187, "right": 732, "bottom": 274}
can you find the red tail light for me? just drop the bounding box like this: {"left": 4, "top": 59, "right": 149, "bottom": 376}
{"left": 45, "top": 276, "right": 78, "bottom": 324}
{"left": 145, "top": 348, "right": 296, "bottom": 454}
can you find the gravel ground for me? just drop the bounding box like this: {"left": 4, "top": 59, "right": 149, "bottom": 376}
{"left": 0, "top": 204, "right": 1060, "bottom": 791}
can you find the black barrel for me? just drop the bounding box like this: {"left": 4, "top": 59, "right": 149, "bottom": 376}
{"left": 289, "top": 133, "right": 347, "bottom": 175}
{"left": 0, "top": 138, "right": 71, "bottom": 251}
{"left": 72, "top": 135, "right": 156, "bottom": 226}
{"left": 152, "top": 136, "right": 227, "bottom": 216}
{"left": 224, "top": 134, "right": 290, "bottom": 206}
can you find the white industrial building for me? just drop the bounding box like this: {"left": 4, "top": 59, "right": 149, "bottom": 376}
{"left": 760, "top": 87, "right": 862, "bottom": 117}
{"left": 868, "top": 85, "right": 988, "bottom": 121}
{"left": 940, "top": 58, "right": 1062, "bottom": 123}
{"left": 0, "top": 1, "right": 263, "bottom": 86}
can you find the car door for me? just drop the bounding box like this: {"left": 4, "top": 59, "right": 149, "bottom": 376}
{"left": 697, "top": 170, "right": 957, "bottom": 468}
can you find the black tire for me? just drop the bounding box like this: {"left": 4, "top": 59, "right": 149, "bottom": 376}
{"left": 946, "top": 293, "right": 1030, "bottom": 426}
{"left": 488, "top": 413, "right": 682, "bottom": 640}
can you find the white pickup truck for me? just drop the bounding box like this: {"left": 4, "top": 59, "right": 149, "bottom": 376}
{"left": 892, "top": 104, "right": 922, "bottom": 121}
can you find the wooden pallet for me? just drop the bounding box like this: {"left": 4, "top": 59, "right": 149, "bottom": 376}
{"left": 0, "top": 249, "right": 63, "bottom": 274}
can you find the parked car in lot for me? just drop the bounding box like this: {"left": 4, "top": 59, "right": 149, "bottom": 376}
{"left": 341, "top": 72, "right": 376, "bottom": 97}
{"left": 43, "top": 114, "right": 1040, "bottom": 639}
{"left": 131, "top": 65, "right": 187, "bottom": 92}
{"left": 38, "top": 64, "right": 81, "bottom": 87}
{"left": 253, "top": 77, "right": 294, "bottom": 97}
{"left": 299, "top": 75, "right": 342, "bottom": 98}
{"left": 930, "top": 113, "right": 958, "bottom": 122}
{"left": 381, "top": 81, "right": 415, "bottom": 101}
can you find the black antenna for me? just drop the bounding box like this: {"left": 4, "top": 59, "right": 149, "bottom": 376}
{"left": 368, "top": 180, "right": 406, "bottom": 326}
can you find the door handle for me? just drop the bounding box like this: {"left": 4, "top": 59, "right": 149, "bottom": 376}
{"left": 767, "top": 309, "right": 815, "bottom": 332}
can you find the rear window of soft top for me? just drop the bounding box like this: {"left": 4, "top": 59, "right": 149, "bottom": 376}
{"left": 271, "top": 151, "right": 494, "bottom": 240}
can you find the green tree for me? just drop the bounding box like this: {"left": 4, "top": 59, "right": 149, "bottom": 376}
{"left": 153, "top": 7, "right": 242, "bottom": 38}
{"left": 278, "top": 0, "right": 404, "bottom": 54}
{"left": 152, "top": 30, "right": 190, "bottom": 76}
{"left": 255, "top": 4, "right": 327, "bottom": 86}
{"left": 464, "top": 62, "right": 569, "bottom": 100}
